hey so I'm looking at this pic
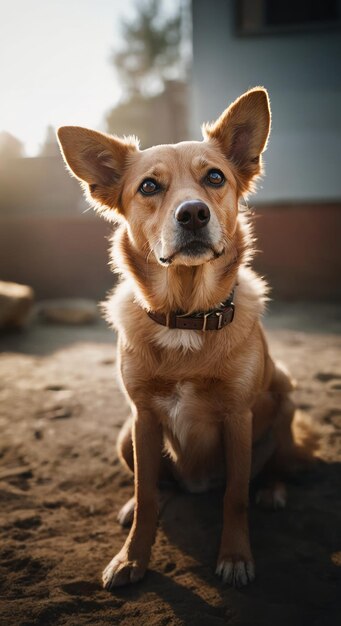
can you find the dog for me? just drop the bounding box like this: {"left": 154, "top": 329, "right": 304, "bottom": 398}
{"left": 57, "top": 87, "right": 297, "bottom": 589}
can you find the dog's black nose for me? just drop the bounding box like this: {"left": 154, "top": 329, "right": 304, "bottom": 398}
{"left": 175, "top": 200, "right": 211, "bottom": 231}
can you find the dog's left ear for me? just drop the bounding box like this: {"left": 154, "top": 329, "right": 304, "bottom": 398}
{"left": 203, "top": 87, "right": 271, "bottom": 192}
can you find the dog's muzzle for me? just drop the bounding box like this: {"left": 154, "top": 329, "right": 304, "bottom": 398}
{"left": 158, "top": 201, "right": 218, "bottom": 265}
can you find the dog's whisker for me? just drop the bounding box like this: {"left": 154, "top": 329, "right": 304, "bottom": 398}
{"left": 82, "top": 205, "right": 93, "bottom": 214}
{"left": 146, "top": 248, "right": 154, "bottom": 265}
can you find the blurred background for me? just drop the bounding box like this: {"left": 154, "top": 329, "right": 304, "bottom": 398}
{"left": 1, "top": 0, "right": 341, "bottom": 327}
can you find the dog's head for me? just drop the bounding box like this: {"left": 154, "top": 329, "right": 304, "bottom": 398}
{"left": 58, "top": 88, "right": 270, "bottom": 268}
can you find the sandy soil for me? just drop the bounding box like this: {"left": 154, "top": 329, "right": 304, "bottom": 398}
{"left": 0, "top": 303, "right": 340, "bottom": 626}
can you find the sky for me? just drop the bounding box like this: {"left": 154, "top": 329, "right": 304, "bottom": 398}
{"left": 0, "top": 0, "right": 140, "bottom": 155}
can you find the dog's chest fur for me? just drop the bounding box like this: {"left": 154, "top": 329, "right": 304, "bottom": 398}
{"left": 153, "top": 381, "right": 225, "bottom": 492}
{"left": 153, "top": 382, "right": 221, "bottom": 453}
{"left": 153, "top": 326, "right": 204, "bottom": 352}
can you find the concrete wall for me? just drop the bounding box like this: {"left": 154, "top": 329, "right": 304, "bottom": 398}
{"left": 0, "top": 215, "right": 114, "bottom": 300}
{"left": 191, "top": 0, "right": 341, "bottom": 203}
{"left": 0, "top": 155, "right": 114, "bottom": 300}
{"left": 0, "top": 129, "right": 340, "bottom": 300}
{"left": 1, "top": 203, "right": 340, "bottom": 301}
{"left": 253, "top": 202, "right": 341, "bottom": 299}
{"left": 0, "top": 156, "right": 86, "bottom": 216}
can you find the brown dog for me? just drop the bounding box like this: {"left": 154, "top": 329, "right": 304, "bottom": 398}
{"left": 57, "top": 87, "right": 296, "bottom": 589}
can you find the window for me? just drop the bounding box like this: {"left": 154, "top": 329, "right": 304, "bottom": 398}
{"left": 237, "top": 0, "right": 341, "bottom": 35}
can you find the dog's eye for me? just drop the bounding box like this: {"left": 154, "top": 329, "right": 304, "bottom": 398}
{"left": 205, "top": 169, "right": 225, "bottom": 187}
{"left": 139, "top": 179, "right": 160, "bottom": 195}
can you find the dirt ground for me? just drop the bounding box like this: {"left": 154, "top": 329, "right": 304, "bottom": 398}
{"left": 0, "top": 302, "right": 340, "bottom": 626}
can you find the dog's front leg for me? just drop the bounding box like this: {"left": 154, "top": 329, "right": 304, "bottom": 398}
{"left": 216, "top": 409, "right": 255, "bottom": 587}
{"left": 102, "top": 407, "right": 162, "bottom": 589}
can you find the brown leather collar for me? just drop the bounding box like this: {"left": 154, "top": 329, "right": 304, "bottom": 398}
{"left": 147, "top": 289, "right": 235, "bottom": 331}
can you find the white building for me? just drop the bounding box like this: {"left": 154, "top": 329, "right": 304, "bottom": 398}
{"left": 191, "top": 0, "right": 341, "bottom": 203}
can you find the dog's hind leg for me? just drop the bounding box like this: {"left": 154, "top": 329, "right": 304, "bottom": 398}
{"left": 116, "top": 417, "right": 174, "bottom": 527}
{"left": 117, "top": 417, "right": 134, "bottom": 473}
{"left": 255, "top": 370, "right": 296, "bottom": 509}
{"left": 268, "top": 361, "right": 297, "bottom": 471}
{"left": 117, "top": 496, "right": 135, "bottom": 527}
{"left": 116, "top": 418, "right": 135, "bottom": 526}
{"left": 117, "top": 417, "right": 175, "bottom": 477}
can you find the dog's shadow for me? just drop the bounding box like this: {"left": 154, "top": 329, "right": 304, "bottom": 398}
{"left": 110, "top": 461, "right": 340, "bottom": 625}
{"left": 143, "top": 460, "right": 339, "bottom": 624}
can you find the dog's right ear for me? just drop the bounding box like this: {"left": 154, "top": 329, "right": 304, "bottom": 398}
{"left": 202, "top": 88, "right": 271, "bottom": 193}
{"left": 57, "top": 126, "right": 138, "bottom": 214}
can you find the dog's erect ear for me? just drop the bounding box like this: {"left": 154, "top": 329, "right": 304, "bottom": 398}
{"left": 203, "top": 88, "right": 271, "bottom": 192}
{"left": 57, "top": 126, "right": 138, "bottom": 213}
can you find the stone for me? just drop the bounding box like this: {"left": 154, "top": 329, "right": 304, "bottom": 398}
{"left": 39, "top": 298, "right": 98, "bottom": 325}
{"left": 0, "top": 280, "right": 34, "bottom": 328}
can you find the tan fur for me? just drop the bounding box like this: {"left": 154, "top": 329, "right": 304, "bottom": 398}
{"left": 57, "top": 87, "right": 297, "bottom": 590}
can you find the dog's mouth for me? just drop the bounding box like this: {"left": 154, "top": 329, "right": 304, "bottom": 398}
{"left": 159, "top": 241, "right": 224, "bottom": 266}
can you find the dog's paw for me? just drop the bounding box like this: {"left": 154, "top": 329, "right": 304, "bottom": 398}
{"left": 102, "top": 553, "right": 146, "bottom": 590}
{"left": 117, "top": 497, "right": 135, "bottom": 527}
{"left": 216, "top": 557, "right": 255, "bottom": 587}
{"left": 256, "top": 482, "right": 287, "bottom": 510}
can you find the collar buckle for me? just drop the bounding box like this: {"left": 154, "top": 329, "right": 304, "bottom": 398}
{"left": 216, "top": 310, "right": 224, "bottom": 330}
{"left": 202, "top": 311, "right": 212, "bottom": 331}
